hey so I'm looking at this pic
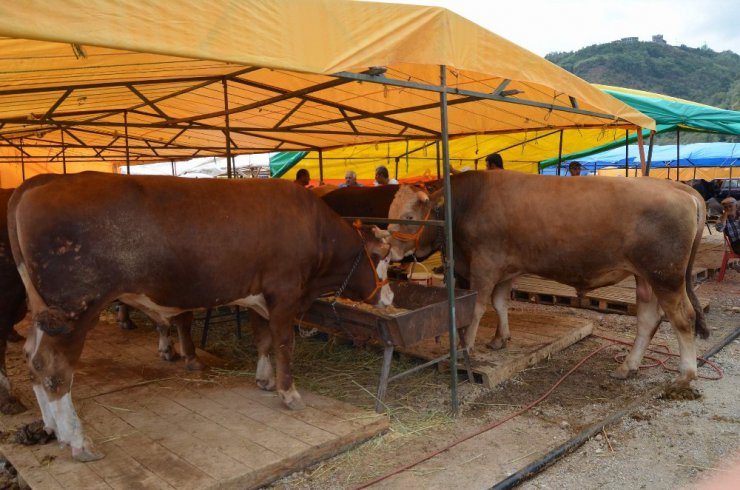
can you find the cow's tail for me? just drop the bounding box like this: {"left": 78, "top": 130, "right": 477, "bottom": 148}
{"left": 687, "top": 194, "right": 709, "bottom": 339}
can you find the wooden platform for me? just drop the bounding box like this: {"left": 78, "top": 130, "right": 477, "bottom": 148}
{"left": 511, "top": 274, "right": 711, "bottom": 316}
{"left": 399, "top": 312, "right": 593, "bottom": 389}
{"left": 0, "top": 319, "right": 388, "bottom": 490}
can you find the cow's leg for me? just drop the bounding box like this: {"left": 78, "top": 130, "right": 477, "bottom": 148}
{"left": 252, "top": 313, "right": 275, "bottom": 391}
{"left": 613, "top": 277, "right": 662, "bottom": 379}
{"left": 486, "top": 279, "right": 513, "bottom": 350}
{"left": 171, "top": 312, "right": 202, "bottom": 371}
{"left": 116, "top": 303, "right": 137, "bottom": 330}
{"left": 156, "top": 323, "right": 180, "bottom": 362}
{"left": 0, "top": 323, "right": 26, "bottom": 414}
{"left": 464, "top": 267, "right": 497, "bottom": 352}
{"left": 658, "top": 290, "right": 698, "bottom": 386}
{"left": 270, "top": 310, "right": 304, "bottom": 410}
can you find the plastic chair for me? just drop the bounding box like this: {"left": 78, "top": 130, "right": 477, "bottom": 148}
{"left": 718, "top": 235, "right": 740, "bottom": 282}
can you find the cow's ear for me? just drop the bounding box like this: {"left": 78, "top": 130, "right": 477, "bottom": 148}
{"left": 34, "top": 308, "right": 73, "bottom": 336}
{"left": 415, "top": 190, "right": 429, "bottom": 203}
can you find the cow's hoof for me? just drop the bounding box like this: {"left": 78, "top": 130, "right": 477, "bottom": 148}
{"left": 72, "top": 444, "right": 104, "bottom": 462}
{"left": 159, "top": 349, "right": 181, "bottom": 362}
{"left": 185, "top": 357, "right": 204, "bottom": 372}
{"left": 256, "top": 378, "right": 276, "bottom": 391}
{"left": 0, "top": 396, "right": 27, "bottom": 415}
{"left": 610, "top": 365, "right": 637, "bottom": 380}
{"left": 280, "top": 390, "right": 305, "bottom": 410}
{"left": 486, "top": 337, "right": 507, "bottom": 350}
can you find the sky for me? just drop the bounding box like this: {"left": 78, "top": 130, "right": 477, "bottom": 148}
{"left": 379, "top": 0, "right": 740, "bottom": 57}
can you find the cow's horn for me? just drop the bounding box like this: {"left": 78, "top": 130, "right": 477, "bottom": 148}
{"left": 415, "top": 190, "right": 429, "bottom": 202}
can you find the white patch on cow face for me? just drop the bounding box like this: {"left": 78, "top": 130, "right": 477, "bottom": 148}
{"left": 230, "top": 294, "right": 269, "bottom": 319}
{"left": 375, "top": 257, "right": 394, "bottom": 307}
{"left": 387, "top": 186, "right": 428, "bottom": 261}
{"left": 33, "top": 384, "right": 57, "bottom": 433}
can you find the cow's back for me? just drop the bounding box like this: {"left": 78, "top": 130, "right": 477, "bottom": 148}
{"left": 447, "top": 171, "right": 703, "bottom": 287}
{"left": 321, "top": 185, "right": 399, "bottom": 227}
{"left": 9, "top": 172, "right": 346, "bottom": 314}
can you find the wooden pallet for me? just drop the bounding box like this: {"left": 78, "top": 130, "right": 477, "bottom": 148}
{"left": 511, "top": 275, "right": 711, "bottom": 316}
{"left": 0, "top": 318, "right": 388, "bottom": 490}
{"left": 398, "top": 311, "right": 593, "bottom": 389}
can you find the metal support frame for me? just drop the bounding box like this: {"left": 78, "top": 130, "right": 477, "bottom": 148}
{"left": 676, "top": 127, "right": 681, "bottom": 181}
{"left": 439, "top": 65, "right": 459, "bottom": 414}
{"left": 124, "top": 111, "right": 130, "bottom": 175}
{"left": 223, "top": 78, "right": 233, "bottom": 179}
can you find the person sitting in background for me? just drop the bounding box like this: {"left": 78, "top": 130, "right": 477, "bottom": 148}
{"left": 293, "top": 168, "right": 312, "bottom": 188}
{"left": 568, "top": 161, "right": 583, "bottom": 176}
{"left": 338, "top": 169, "right": 364, "bottom": 188}
{"left": 485, "top": 152, "right": 504, "bottom": 170}
{"left": 374, "top": 165, "right": 399, "bottom": 185}
{"left": 717, "top": 197, "right": 740, "bottom": 258}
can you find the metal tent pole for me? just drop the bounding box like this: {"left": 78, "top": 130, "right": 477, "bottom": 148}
{"left": 318, "top": 149, "right": 324, "bottom": 184}
{"left": 676, "top": 128, "right": 681, "bottom": 181}
{"left": 439, "top": 65, "right": 459, "bottom": 414}
{"left": 223, "top": 78, "right": 233, "bottom": 179}
{"left": 124, "top": 111, "right": 130, "bottom": 175}
{"left": 60, "top": 128, "right": 67, "bottom": 174}
{"left": 556, "top": 130, "right": 563, "bottom": 176}
{"left": 624, "top": 130, "right": 629, "bottom": 177}
{"left": 645, "top": 131, "right": 655, "bottom": 176}
{"left": 436, "top": 141, "right": 441, "bottom": 179}
{"left": 21, "top": 138, "right": 25, "bottom": 182}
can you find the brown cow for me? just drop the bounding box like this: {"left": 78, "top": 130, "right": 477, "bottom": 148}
{"left": 1, "top": 189, "right": 204, "bottom": 416}
{"left": 0, "top": 188, "right": 28, "bottom": 414}
{"left": 386, "top": 171, "right": 708, "bottom": 387}
{"left": 8, "top": 172, "right": 392, "bottom": 461}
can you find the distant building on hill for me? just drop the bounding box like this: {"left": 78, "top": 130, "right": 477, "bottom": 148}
{"left": 619, "top": 36, "right": 639, "bottom": 43}
{"left": 652, "top": 34, "right": 667, "bottom": 44}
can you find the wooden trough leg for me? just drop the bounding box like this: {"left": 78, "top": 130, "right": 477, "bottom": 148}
{"left": 376, "top": 344, "right": 394, "bottom": 413}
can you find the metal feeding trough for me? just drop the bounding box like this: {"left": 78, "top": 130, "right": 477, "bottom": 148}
{"left": 300, "top": 281, "right": 478, "bottom": 412}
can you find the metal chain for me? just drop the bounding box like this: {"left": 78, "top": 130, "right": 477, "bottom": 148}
{"left": 330, "top": 234, "right": 367, "bottom": 323}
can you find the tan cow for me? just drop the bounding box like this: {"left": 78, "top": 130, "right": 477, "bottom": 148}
{"left": 386, "top": 171, "right": 708, "bottom": 387}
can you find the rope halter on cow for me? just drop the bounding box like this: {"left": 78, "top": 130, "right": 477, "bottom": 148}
{"left": 390, "top": 207, "right": 432, "bottom": 251}
{"left": 330, "top": 221, "right": 390, "bottom": 318}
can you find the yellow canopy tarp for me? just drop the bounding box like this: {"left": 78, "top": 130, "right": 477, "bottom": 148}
{"left": 0, "top": 0, "right": 653, "bottom": 186}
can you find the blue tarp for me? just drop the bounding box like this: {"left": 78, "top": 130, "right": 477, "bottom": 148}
{"left": 541, "top": 142, "right": 739, "bottom": 175}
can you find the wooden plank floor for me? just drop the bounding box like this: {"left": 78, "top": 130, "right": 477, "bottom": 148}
{"left": 399, "top": 312, "right": 594, "bottom": 389}
{"left": 0, "top": 317, "right": 388, "bottom": 490}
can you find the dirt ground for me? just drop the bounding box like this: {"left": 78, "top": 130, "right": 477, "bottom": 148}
{"left": 0, "top": 233, "right": 737, "bottom": 489}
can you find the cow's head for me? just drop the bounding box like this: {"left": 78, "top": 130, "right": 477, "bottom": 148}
{"left": 346, "top": 224, "right": 394, "bottom": 307}
{"left": 24, "top": 309, "right": 78, "bottom": 401}
{"left": 387, "top": 185, "right": 436, "bottom": 261}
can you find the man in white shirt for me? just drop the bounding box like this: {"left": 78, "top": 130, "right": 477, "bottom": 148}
{"left": 374, "top": 165, "right": 398, "bottom": 185}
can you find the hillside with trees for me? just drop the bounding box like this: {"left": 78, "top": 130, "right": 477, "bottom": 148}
{"left": 546, "top": 40, "right": 740, "bottom": 143}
